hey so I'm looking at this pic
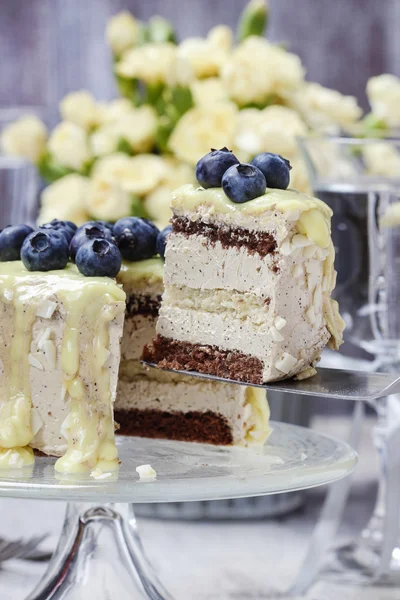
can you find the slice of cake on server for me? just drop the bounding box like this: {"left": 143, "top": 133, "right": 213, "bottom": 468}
{"left": 143, "top": 149, "right": 345, "bottom": 384}
{"left": 115, "top": 256, "right": 271, "bottom": 447}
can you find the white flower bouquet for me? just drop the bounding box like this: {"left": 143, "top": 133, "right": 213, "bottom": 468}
{"left": 1, "top": 0, "right": 366, "bottom": 227}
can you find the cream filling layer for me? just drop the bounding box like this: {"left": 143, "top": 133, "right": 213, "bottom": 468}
{"left": 163, "top": 286, "right": 270, "bottom": 323}
{"left": 164, "top": 232, "right": 344, "bottom": 353}
{"left": 116, "top": 376, "right": 271, "bottom": 446}
{"left": 157, "top": 304, "right": 329, "bottom": 380}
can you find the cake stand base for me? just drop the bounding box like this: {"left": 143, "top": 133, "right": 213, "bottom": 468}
{"left": 26, "top": 503, "right": 174, "bottom": 600}
{"left": 0, "top": 424, "right": 354, "bottom": 600}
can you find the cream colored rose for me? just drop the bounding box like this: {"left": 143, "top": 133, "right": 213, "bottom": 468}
{"left": 168, "top": 102, "right": 238, "bottom": 165}
{"left": 234, "top": 106, "right": 307, "bottom": 159}
{"left": 97, "top": 98, "right": 134, "bottom": 124}
{"left": 381, "top": 203, "right": 400, "bottom": 228}
{"left": 86, "top": 177, "right": 132, "bottom": 221}
{"left": 144, "top": 185, "right": 174, "bottom": 228}
{"left": 208, "top": 25, "right": 233, "bottom": 53}
{"left": 60, "top": 91, "right": 100, "bottom": 130}
{"left": 177, "top": 26, "right": 231, "bottom": 79}
{"left": 160, "top": 156, "right": 196, "bottom": 188}
{"left": 291, "top": 82, "right": 362, "bottom": 131}
{"left": 367, "top": 74, "right": 400, "bottom": 127}
{"left": 191, "top": 78, "right": 229, "bottom": 107}
{"left": 48, "top": 122, "right": 92, "bottom": 170}
{"left": 222, "top": 37, "right": 304, "bottom": 106}
{"left": 38, "top": 174, "right": 90, "bottom": 226}
{"left": 90, "top": 124, "right": 119, "bottom": 157}
{"left": 92, "top": 153, "right": 167, "bottom": 196}
{"left": 363, "top": 142, "right": 400, "bottom": 177}
{"left": 287, "top": 157, "right": 311, "bottom": 195}
{"left": 144, "top": 158, "right": 196, "bottom": 226}
{"left": 115, "top": 106, "right": 157, "bottom": 153}
{"left": 92, "top": 152, "right": 132, "bottom": 180}
{"left": 121, "top": 155, "right": 168, "bottom": 195}
{"left": 106, "top": 11, "right": 139, "bottom": 56}
{"left": 166, "top": 56, "right": 194, "bottom": 87}
{"left": 1, "top": 115, "right": 47, "bottom": 163}
{"left": 91, "top": 105, "right": 157, "bottom": 156}
{"left": 116, "top": 43, "right": 177, "bottom": 85}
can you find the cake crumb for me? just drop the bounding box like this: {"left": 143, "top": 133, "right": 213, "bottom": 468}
{"left": 90, "top": 468, "right": 112, "bottom": 480}
{"left": 136, "top": 464, "right": 157, "bottom": 481}
{"left": 294, "top": 366, "right": 317, "bottom": 381}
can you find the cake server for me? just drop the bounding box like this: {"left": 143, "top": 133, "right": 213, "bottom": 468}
{"left": 141, "top": 363, "right": 400, "bottom": 404}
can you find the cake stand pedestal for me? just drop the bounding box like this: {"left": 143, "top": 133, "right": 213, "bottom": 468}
{"left": 0, "top": 424, "right": 356, "bottom": 600}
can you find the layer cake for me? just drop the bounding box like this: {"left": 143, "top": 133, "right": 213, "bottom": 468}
{"left": 144, "top": 184, "right": 344, "bottom": 384}
{"left": 115, "top": 258, "right": 271, "bottom": 446}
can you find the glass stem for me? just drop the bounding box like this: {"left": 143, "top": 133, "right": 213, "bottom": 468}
{"left": 26, "top": 503, "right": 175, "bottom": 600}
{"left": 361, "top": 397, "right": 388, "bottom": 548}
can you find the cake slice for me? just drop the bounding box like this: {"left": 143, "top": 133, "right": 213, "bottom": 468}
{"left": 115, "top": 258, "right": 270, "bottom": 446}
{"left": 0, "top": 262, "right": 125, "bottom": 472}
{"left": 144, "top": 151, "right": 344, "bottom": 384}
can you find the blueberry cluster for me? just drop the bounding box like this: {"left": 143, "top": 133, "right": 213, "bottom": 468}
{"left": 0, "top": 217, "right": 172, "bottom": 278}
{"left": 195, "top": 149, "right": 292, "bottom": 203}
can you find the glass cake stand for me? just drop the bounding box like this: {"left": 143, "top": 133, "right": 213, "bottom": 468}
{"left": 0, "top": 424, "right": 356, "bottom": 600}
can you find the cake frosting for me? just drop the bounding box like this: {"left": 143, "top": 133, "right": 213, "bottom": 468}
{"left": 0, "top": 262, "right": 125, "bottom": 472}
{"left": 144, "top": 184, "right": 344, "bottom": 384}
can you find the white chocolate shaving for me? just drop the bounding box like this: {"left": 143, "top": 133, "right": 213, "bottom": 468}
{"left": 31, "top": 410, "right": 43, "bottom": 436}
{"left": 275, "top": 352, "right": 297, "bottom": 374}
{"left": 42, "top": 340, "right": 57, "bottom": 369}
{"left": 36, "top": 300, "right": 57, "bottom": 319}
{"left": 292, "top": 234, "right": 313, "bottom": 248}
{"left": 136, "top": 464, "right": 157, "bottom": 480}
{"left": 28, "top": 353, "right": 44, "bottom": 371}
{"left": 274, "top": 316, "right": 286, "bottom": 330}
{"left": 270, "top": 326, "right": 284, "bottom": 342}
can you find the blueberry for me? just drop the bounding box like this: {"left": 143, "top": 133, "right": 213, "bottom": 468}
{"left": 222, "top": 163, "right": 266, "bottom": 204}
{"left": 0, "top": 224, "right": 34, "bottom": 261}
{"left": 69, "top": 225, "right": 114, "bottom": 262}
{"left": 75, "top": 221, "right": 113, "bottom": 236}
{"left": 195, "top": 147, "right": 239, "bottom": 189}
{"left": 251, "top": 153, "right": 291, "bottom": 190}
{"left": 114, "top": 217, "right": 160, "bottom": 261}
{"left": 97, "top": 221, "right": 115, "bottom": 233}
{"left": 39, "top": 219, "right": 76, "bottom": 244}
{"left": 156, "top": 225, "right": 172, "bottom": 259}
{"left": 21, "top": 231, "right": 69, "bottom": 271}
{"left": 75, "top": 239, "right": 122, "bottom": 278}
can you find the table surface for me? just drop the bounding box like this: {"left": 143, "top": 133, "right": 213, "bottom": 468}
{"left": 0, "top": 416, "right": 396, "bottom": 600}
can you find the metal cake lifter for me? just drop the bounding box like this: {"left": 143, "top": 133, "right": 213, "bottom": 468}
{"left": 141, "top": 363, "right": 400, "bottom": 404}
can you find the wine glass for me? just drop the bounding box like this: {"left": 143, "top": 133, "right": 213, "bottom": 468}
{"left": 298, "top": 135, "right": 400, "bottom": 586}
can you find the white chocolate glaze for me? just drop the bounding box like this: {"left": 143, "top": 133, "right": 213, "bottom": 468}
{"left": 0, "top": 262, "right": 125, "bottom": 472}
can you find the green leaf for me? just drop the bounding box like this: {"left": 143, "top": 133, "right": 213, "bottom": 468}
{"left": 170, "top": 85, "right": 194, "bottom": 116}
{"left": 237, "top": 0, "right": 268, "bottom": 42}
{"left": 155, "top": 116, "right": 175, "bottom": 153}
{"left": 115, "top": 73, "right": 140, "bottom": 104}
{"left": 131, "top": 194, "right": 150, "bottom": 218}
{"left": 116, "top": 138, "right": 133, "bottom": 155}
{"left": 142, "top": 82, "right": 166, "bottom": 106}
{"left": 147, "top": 16, "right": 177, "bottom": 44}
{"left": 37, "top": 152, "right": 74, "bottom": 183}
{"left": 361, "top": 113, "right": 387, "bottom": 138}
{"left": 137, "top": 21, "right": 149, "bottom": 46}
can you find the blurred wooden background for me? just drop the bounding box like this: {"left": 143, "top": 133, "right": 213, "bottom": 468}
{"left": 0, "top": 0, "right": 399, "bottom": 112}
